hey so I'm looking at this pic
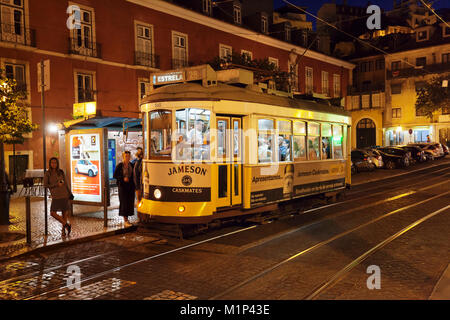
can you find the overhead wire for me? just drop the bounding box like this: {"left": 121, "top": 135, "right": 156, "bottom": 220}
{"left": 419, "top": 0, "right": 450, "bottom": 28}
{"left": 282, "top": 0, "right": 440, "bottom": 75}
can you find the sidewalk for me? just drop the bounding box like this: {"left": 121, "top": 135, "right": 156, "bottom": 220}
{"left": 0, "top": 189, "right": 138, "bottom": 261}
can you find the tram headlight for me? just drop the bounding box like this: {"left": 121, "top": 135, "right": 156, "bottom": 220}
{"left": 154, "top": 188, "right": 162, "bottom": 200}
{"left": 178, "top": 206, "right": 185, "bottom": 213}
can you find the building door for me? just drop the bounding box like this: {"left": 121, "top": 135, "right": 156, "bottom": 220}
{"left": 216, "top": 116, "right": 242, "bottom": 208}
{"left": 356, "top": 118, "right": 376, "bottom": 148}
{"left": 9, "top": 155, "right": 28, "bottom": 185}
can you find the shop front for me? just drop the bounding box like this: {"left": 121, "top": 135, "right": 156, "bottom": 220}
{"left": 384, "top": 125, "right": 436, "bottom": 146}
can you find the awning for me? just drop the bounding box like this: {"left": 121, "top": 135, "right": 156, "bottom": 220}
{"left": 59, "top": 116, "right": 142, "bottom": 131}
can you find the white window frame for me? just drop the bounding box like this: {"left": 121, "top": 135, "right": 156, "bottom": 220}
{"left": 219, "top": 44, "right": 232, "bottom": 61}
{"left": 139, "top": 78, "right": 150, "bottom": 103}
{"left": 241, "top": 49, "right": 252, "bottom": 60}
{"left": 321, "top": 71, "right": 329, "bottom": 96}
{"left": 333, "top": 74, "right": 341, "bottom": 97}
{"left": 268, "top": 57, "right": 279, "bottom": 69}
{"left": 134, "top": 21, "right": 155, "bottom": 67}
{"left": 233, "top": 5, "right": 241, "bottom": 25}
{"left": 172, "top": 31, "right": 188, "bottom": 68}
{"left": 68, "top": 2, "right": 96, "bottom": 51}
{"left": 392, "top": 108, "right": 402, "bottom": 118}
{"left": 74, "top": 69, "right": 96, "bottom": 103}
{"left": 0, "top": 0, "right": 26, "bottom": 44}
{"left": 416, "top": 29, "right": 429, "bottom": 42}
{"left": 261, "top": 15, "right": 268, "bottom": 34}
{"left": 305, "top": 67, "right": 313, "bottom": 94}
{"left": 1, "top": 57, "right": 30, "bottom": 103}
{"left": 202, "top": 0, "right": 211, "bottom": 15}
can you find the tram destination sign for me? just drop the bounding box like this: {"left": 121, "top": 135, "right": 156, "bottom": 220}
{"left": 152, "top": 71, "right": 185, "bottom": 85}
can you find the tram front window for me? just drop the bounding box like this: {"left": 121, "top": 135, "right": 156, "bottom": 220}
{"left": 175, "top": 108, "right": 210, "bottom": 161}
{"left": 150, "top": 110, "right": 172, "bottom": 158}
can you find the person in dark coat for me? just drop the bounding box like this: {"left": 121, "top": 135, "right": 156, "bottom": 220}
{"left": 133, "top": 147, "right": 143, "bottom": 203}
{"left": 114, "top": 151, "right": 135, "bottom": 226}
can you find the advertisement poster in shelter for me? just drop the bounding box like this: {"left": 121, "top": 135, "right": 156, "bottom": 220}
{"left": 69, "top": 132, "right": 102, "bottom": 203}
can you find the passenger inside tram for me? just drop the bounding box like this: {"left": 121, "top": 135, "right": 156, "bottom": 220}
{"left": 308, "top": 137, "right": 320, "bottom": 160}
{"left": 258, "top": 135, "right": 273, "bottom": 162}
{"left": 175, "top": 133, "right": 191, "bottom": 160}
{"left": 187, "top": 119, "right": 210, "bottom": 160}
{"left": 279, "top": 136, "right": 291, "bottom": 162}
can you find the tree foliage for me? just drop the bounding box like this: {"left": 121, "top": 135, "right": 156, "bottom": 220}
{"left": 415, "top": 75, "right": 450, "bottom": 119}
{"left": 0, "top": 71, "right": 37, "bottom": 144}
{"left": 207, "top": 51, "right": 291, "bottom": 91}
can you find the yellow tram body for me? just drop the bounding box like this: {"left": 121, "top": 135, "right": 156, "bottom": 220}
{"left": 138, "top": 65, "right": 352, "bottom": 224}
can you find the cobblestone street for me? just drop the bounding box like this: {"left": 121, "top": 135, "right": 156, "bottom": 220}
{"left": 0, "top": 159, "right": 448, "bottom": 304}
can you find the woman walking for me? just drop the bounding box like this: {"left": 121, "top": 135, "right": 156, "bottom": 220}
{"left": 114, "top": 151, "right": 135, "bottom": 226}
{"left": 44, "top": 157, "right": 72, "bottom": 236}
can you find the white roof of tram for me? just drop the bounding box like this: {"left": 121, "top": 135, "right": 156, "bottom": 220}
{"left": 142, "top": 82, "right": 350, "bottom": 118}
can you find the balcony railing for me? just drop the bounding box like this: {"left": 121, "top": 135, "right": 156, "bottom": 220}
{"left": 171, "top": 59, "right": 190, "bottom": 69}
{"left": 77, "top": 89, "right": 95, "bottom": 103}
{"left": 347, "top": 83, "right": 385, "bottom": 94}
{"left": 0, "top": 23, "right": 36, "bottom": 47}
{"left": 387, "top": 62, "right": 450, "bottom": 79}
{"left": 135, "top": 51, "right": 160, "bottom": 69}
{"left": 69, "top": 38, "right": 102, "bottom": 59}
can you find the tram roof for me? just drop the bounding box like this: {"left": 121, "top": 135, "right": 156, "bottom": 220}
{"left": 142, "top": 82, "right": 350, "bottom": 118}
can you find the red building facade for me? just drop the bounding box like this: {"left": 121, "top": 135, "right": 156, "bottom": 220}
{"left": 0, "top": 0, "right": 354, "bottom": 175}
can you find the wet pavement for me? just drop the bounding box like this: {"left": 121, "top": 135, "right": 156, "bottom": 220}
{"left": 0, "top": 157, "right": 448, "bottom": 302}
{"left": 0, "top": 190, "right": 138, "bottom": 260}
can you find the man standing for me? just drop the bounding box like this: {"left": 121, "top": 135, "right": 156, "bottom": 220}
{"left": 133, "top": 147, "right": 143, "bottom": 203}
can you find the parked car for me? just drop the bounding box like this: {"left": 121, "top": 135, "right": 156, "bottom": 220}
{"left": 351, "top": 150, "right": 375, "bottom": 172}
{"left": 376, "top": 150, "right": 407, "bottom": 170}
{"left": 377, "top": 147, "right": 411, "bottom": 168}
{"left": 397, "top": 145, "right": 426, "bottom": 163}
{"left": 362, "top": 148, "right": 384, "bottom": 168}
{"left": 409, "top": 143, "right": 444, "bottom": 159}
{"left": 75, "top": 159, "right": 99, "bottom": 177}
{"left": 442, "top": 144, "right": 449, "bottom": 156}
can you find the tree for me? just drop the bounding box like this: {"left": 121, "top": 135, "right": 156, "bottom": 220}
{"left": 0, "top": 71, "right": 37, "bottom": 224}
{"left": 207, "top": 51, "right": 291, "bottom": 92}
{"left": 415, "top": 75, "right": 450, "bottom": 119}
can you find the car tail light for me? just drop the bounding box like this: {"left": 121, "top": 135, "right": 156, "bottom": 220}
{"left": 364, "top": 157, "right": 367, "bottom": 161}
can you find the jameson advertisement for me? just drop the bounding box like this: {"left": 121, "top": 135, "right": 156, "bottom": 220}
{"left": 144, "top": 163, "right": 211, "bottom": 202}
{"left": 70, "top": 133, "right": 102, "bottom": 203}
{"left": 250, "top": 161, "right": 345, "bottom": 206}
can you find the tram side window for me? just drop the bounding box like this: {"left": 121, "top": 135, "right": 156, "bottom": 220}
{"left": 175, "top": 108, "right": 210, "bottom": 161}
{"left": 307, "top": 122, "right": 320, "bottom": 160}
{"left": 293, "top": 121, "right": 306, "bottom": 160}
{"left": 258, "top": 119, "right": 274, "bottom": 163}
{"left": 333, "top": 125, "right": 344, "bottom": 159}
{"left": 150, "top": 110, "right": 172, "bottom": 158}
{"left": 321, "top": 123, "right": 332, "bottom": 160}
{"left": 277, "top": 120, "right": 292, "bottom": 162}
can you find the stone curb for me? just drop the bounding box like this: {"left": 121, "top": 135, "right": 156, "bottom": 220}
{"left": 0, "top": 225, "right": 138, "bottom": 263}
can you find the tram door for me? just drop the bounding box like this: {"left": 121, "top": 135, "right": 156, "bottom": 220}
{"left": 216, "top": 116, "right": 242, "bottom": 208}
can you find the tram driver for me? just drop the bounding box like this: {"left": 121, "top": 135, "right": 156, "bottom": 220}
{"left": 188, "top": 119, "right": 209, "bottom": 160}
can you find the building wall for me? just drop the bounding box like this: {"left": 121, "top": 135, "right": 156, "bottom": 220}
{"left": 385, "top": 43, "right": 450, "bottom": 145}
{"left": 0, "top": 0, "right": 353, "bottom": 170}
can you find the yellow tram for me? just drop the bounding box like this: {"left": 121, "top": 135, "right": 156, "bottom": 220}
{"left": 137, "top": 65, "right": 352, "bottom": 224}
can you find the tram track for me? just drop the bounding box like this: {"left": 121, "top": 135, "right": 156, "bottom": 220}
{"left": 20, "top": 176, "right": 449, "bottom": 300}
{"left": 304, "top": 204, "right": 450, "bottom": 300}
{"left": 209, "top": 186, "right": 450, "bottom": 300}
{"left": 0, "top": 164, "right": 447, "bottom": 300}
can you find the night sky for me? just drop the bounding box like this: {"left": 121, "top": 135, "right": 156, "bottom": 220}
{"left": 274, "top": 0, "right": 448, "bottom": 27}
